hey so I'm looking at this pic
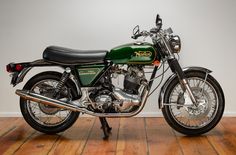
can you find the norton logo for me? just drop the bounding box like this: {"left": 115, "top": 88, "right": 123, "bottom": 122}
{"left": 79, "top": 69, "right": 97, "bottom": 75}
{"left": 134, "top": 51, "right": 152, "bottom": 57}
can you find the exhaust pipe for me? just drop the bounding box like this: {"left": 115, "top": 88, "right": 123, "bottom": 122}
{"left": 15, "top": 88, "right": 149, "bottom": 118}
{"left": 16, "top": 89, "right": 79, "bottom": 112}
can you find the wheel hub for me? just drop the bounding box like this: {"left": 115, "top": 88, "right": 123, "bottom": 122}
{"left": 38, "top": 87, "right": 60, "bottom": 115}
{"left": 178, "top": 87, "right": 209, "bottom": 117}
{"left": 38, "top": 103, "right": 59, "bottom": 115}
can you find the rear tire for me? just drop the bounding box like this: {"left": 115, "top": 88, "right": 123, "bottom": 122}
{"left": 162, "top": 71, "right": 225, "bottom": 135}
{"left": 20, "top": 71, "right": 79, "bottom": 134}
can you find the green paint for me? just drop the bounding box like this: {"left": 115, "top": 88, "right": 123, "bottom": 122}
{"left": 77, "top": 64, "right": 105, "bottom": 86}
{"left": 106, "top": 42, "right": 157, "bottom": 64}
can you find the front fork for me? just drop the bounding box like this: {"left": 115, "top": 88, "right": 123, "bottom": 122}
{"left": 168, "top": 58, "right": 197, "bottom": 106}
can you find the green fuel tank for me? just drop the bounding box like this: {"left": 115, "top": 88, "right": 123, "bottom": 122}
{"left": 106, "top": 42, "right": 158, "bottom": 65}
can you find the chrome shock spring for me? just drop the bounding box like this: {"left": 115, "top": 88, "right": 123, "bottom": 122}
{"left": 53, "top": 68, "right": 71, "bottom": 98}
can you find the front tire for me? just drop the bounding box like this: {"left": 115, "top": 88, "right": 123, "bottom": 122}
{"left": 162, "top": 71, "right": 225, "bottom": 135}
{"left": 20, "top": 71, "right": 79, "bottom": 134}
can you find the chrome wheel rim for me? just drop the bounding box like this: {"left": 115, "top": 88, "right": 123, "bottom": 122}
{"left": 26, "top": 79, "right": 72, "bottom": 127}
{"left": 168, "top": 77, "right": 219, "bottom": 129}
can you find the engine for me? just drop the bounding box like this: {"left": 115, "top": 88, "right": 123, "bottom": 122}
{"left": 81, "top": 65, "right": 147, "bottom": 113}
{"left": 123, "top": 66, "right": 145, "bottom": 94}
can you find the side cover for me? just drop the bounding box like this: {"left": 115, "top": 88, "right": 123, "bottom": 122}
{"left": 76, "top": 64, "right": 105, "bottom": 86}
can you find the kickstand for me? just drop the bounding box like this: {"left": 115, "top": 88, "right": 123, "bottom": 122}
{"left": 99, "top": 117, "right": 112, "bottom": 140}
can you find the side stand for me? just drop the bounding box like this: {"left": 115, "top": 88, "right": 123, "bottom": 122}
{"left": 99, "top": 117, "right": 112, "bottom": 140}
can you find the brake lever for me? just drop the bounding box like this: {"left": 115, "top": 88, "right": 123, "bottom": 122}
{"left": 131, "top": 33, "right": 142, "bottom": 39}
{"left": 131, "top": 30, "right": 150, "bottom": 40}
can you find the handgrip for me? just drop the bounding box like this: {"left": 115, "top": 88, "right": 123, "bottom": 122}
{"left": 131, "top": 33, "right": 142, "bottom": 39}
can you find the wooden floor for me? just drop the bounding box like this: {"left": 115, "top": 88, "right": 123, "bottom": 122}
{"left": 0, "top": 117, "right": 236, "bottom": 155}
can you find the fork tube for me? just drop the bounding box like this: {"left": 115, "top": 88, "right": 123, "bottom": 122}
{"left": 168, "top": 58, "right": 197, "bottom": 105}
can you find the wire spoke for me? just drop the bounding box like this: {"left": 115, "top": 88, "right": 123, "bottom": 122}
{"left": 26, "top": 79, "right": 72, "bottom": 127}
{"left": 168, "top": 77, "right": 219, "bottom": 129}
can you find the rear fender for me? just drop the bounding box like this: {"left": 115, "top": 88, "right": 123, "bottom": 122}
{"left": 24, "top": 71, "right": 81, "bottom": 100}
{"left": 8, "top": 59, "right": 81, "bottom": 99}
{"left": 158, "top": 66, "right": 212, "bottom": 109}
{"left": 12, "top": 67, "right": 32, "bottom": 86}
{"left": 10, "top": 59, "right": 56, "bottom": 86}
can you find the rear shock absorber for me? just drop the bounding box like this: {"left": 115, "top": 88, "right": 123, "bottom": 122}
{"left": 53, "top": 67, "right": 71, "bottom": 99}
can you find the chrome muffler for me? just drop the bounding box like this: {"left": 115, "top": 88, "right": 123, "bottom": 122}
{"left": 15, "top": 87, "right": 149, "bottom": 117}
{"left": 16, "top": 89, "right": 79, "bottom": 111}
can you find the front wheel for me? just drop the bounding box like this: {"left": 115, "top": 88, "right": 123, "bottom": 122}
{"left": 162, "top": 71, "right": 225, "bottom": 135}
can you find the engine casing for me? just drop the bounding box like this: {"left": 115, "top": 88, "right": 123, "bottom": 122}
{"left": 124, "top": 66, "right": 145, "bottom": 94}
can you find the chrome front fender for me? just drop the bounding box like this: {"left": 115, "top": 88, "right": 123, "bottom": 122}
{"left": 158, "top": 66, "right": 212, "bottom": 109}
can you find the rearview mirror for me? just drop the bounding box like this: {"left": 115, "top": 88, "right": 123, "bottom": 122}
{"left": 156, "top": 14, "right": 162, "bottom": 30}
{"left": 133, "top": 25, "right": 140, "bottom": 35}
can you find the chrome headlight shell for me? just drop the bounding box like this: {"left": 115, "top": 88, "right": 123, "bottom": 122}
{"left": 169, "top": 35, "right": 181, "bottom": 53}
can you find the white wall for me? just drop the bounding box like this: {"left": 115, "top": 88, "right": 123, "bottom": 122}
{"left": 0, "top": 0, "right": 236, "bottom": 116}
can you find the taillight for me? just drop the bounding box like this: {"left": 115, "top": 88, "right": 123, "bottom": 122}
{"left": 6, "top": 63, "right": 24, "bottom": 73}
{"left": 15, "top": 64, "right": 23, "bottom": 71}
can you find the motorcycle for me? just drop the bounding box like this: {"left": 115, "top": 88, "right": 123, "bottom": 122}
{"left": 6, "top": 14, "right": 225, "bottom": 139}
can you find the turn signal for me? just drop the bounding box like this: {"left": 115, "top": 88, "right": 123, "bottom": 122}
{"left": 153, "top": 60, "right": 160, "bottom": 66}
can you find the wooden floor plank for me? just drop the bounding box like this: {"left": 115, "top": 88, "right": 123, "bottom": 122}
{"left": 145, "top": 118, "right": 183, "bottom": 155}
{"left": 48, "top": 117, "right": 95, "bottom": 155}
{"left": 0, "top": 117, "right": 235, "bottom": 155}
{"left": 0, "top": 117, "right": 21, "bottom": 137}
{"left": 81, "top": 118, "right": 120, "bottom": 155}
{"left": 0, "top": 118, "right": 36, "bottom": 155}
{"left": 13, "top": 132, "right": 59, "bottom": 155}
{"left": 116, "top": 118, "right": 148, "bottom": 155}
{"left": 175, "top": 131, "right": 217, "bottom": 155}
{"left": 207, "top": 118, "right": 236, "bottom": 155}
{"left": 220, "top": 117, "right": 236, "bottom": 135}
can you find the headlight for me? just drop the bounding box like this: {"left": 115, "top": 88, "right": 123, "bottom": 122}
{"left": 169, "top": 35, "right": 181, "bottom": 53}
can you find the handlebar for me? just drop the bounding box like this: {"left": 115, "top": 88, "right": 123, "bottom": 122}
{"left": 132, "top": 14, "right": 163, "bottom": 40}
{"left": 131, "top": 27, "right": 173, "bottom": 40}
{"left": 131, "top": 30, "right": 152, "bottom": 40}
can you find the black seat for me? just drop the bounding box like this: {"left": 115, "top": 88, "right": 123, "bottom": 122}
{"left": 43, "top": 46, "right": 108, "bottom": 64}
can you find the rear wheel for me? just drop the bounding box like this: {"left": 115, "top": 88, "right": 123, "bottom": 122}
{"left": 20, "top": 72, "right": 79, "bottom": 134}
{"left": 162, "top": 71, "right": 224, "bottom": 135}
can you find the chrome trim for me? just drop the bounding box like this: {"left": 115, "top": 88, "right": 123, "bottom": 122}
{"left": 65, "top": 67, "right": 71, "bottom": 73}
{"left": 182, "top": 79, "right": 197, "bottom": 105}
{"left": 162, "top": 103, "right": 192, "bottom": 107}
{"left": 134, "top": 41, "right": 144, "bottom": 45}
{"left": 201, "top": 72, "right": 209, "bottom": 96}
{"left": 13, "top": 59, "right": 63, "bottom": 86}
{"left": 44, "top": 60, "right": 104, "bottom": 66}
{"left": 16, "top": 86, "right": 149, "bottom": 118}
{"left": 158, "top": 66, "right": 212, "bottom": 109}
{"left": 183, "top": 67, "right": 212, "bottom": 73}
{"left": 112, "top": 87, "right": 141, "bottom": 112}
{"left": 113, "top": 87, "right": 141, "bottom": 105}
{"left": 69, "top": 74, "right": 81, "bottom": 97}
{"left": 72, "top": 87, "right": 95, "bottom": 107}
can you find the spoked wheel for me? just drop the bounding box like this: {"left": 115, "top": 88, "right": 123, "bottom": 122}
{"left": 20, "top": 72, "right": 79, "bottom": 134}
{"left": 162, "top": 71, "right": 224, "bottom": 135}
